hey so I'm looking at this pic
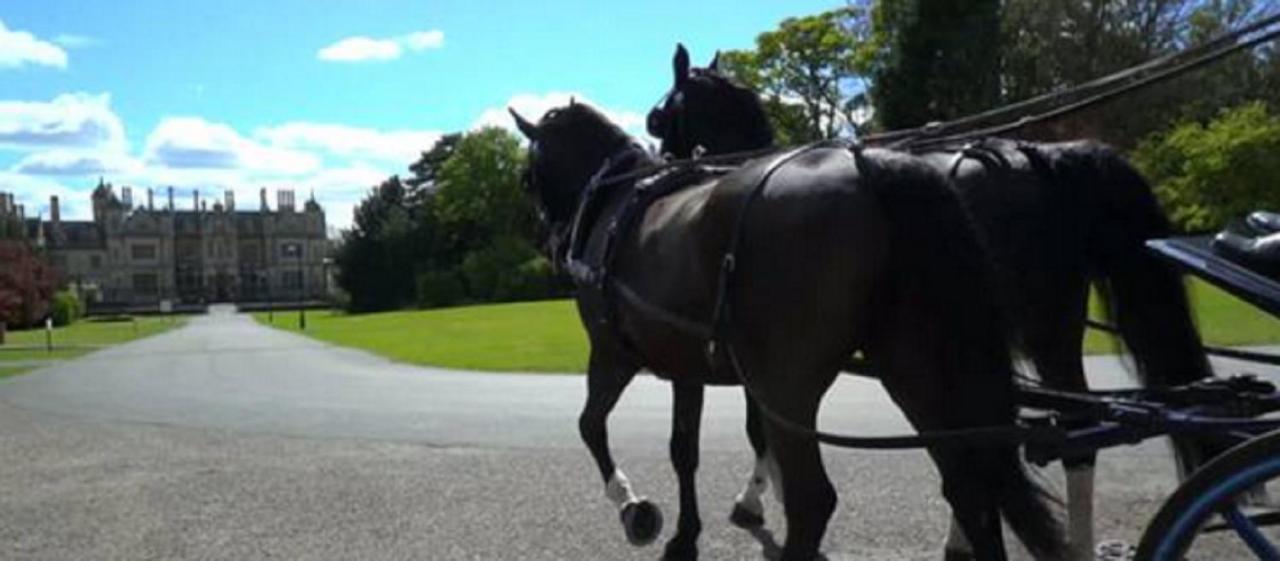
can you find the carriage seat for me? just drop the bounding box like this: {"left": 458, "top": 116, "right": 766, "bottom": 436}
{"left": 1210, "top": 211, "right": 1280, "bottom": 278}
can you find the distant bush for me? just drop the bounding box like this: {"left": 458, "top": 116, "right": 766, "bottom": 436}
{"left": 495, "top": 256, "right": 556, "bottom": 302}
{"left": 50, "top": 290, "right": 84, "bottom": 327}
{"left": 460, "top": 237, "right": 540, "bottom": 301}
{"left": 416, "top": 270, "right": 466, "bottom": 309}
{"left": 1133, "top": 102, "right": 1280, "bottom": 232}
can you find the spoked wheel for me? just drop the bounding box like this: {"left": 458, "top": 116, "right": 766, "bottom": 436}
{"left": 1137, "top": 429, "right": 1280, "bottom": 560}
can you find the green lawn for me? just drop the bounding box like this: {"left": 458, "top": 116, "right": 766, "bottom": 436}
{"left": 255, "top": 301, "right": 590, "bottom": 373}
{"left": 259, "top": 278, "right": 1280, "bottom": 373}
{"left": 0, "top": 365, "right": 33, "bottom": 379}
{"left": 1084, "top": 279, "right": 1280, "bottom": 353}
{"left": 0, "top": 316, "right": 185, "bottom": 365}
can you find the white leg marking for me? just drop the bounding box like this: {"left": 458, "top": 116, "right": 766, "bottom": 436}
{"left": 765, "top": 451, "right": 785, "bottom": 505}
{"left": 945, "top": 515, "right": 974, "bottom": 557}
{"left": 1066, "top": 465, "right": 1096, "bottom": 561}
{"left": 734, "top": 456, "right": 770, "bottom": 515}
{"left": 606, "top": 469, "right": 640, "bottom": 509}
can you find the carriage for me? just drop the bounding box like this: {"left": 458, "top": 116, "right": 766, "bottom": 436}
{"left": 511, "top": 13, "right": 1280, "bottom": 561}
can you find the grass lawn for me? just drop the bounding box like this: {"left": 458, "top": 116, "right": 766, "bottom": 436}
{"left": 0, "top": 365, "right": 33, "bottom": 379}
{"left": 255, "top": 301, "right": 590, "bottom": 373}
{"left": 0, "top": 316, "right": 185, "bottom": 365}
{"left": 1084, "top": 279, "right": 1280, "bottom": 354}
{"left": 259, "top": 278, "right": 1280, "bottom": 373}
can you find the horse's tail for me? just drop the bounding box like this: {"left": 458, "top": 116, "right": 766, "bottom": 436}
{"left": 863, "top": 149, "right": 1065, "bottom": 559}
{"left": 1043, "top": 141, "right": 1212, "bottom": 387}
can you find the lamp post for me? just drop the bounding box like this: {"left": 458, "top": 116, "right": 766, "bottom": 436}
{"left": 296, "top": 242, "right": 305, "bottom": 330}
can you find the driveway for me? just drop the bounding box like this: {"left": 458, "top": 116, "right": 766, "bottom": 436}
{"left": 0, "top": 306, "right": 1272, "bottom": 559}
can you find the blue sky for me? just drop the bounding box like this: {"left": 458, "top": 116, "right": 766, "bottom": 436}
{"left": 0, "top": 1, "right": 840, "bottom": 229}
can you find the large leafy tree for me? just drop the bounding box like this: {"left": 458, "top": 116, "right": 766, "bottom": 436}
{"left": 1133, "top": 102, "right": 1280, "bottom": 232}
{"left": 432, "top": 127, "right": 533, "bottom": 255}
{"left": 870, "top": 0, "right": 1002, "bottom": 130}
{"left": 719, "top": 5, "right": 873, "bottom": 143}
{"left": 998, "top": 0, "right": 1276, "bottom": 145}
{"left": 431, "top": 127, "right": 548, "bottom": 301}
{"left": 333, "top": 176, "right": 418, "bottom": 312}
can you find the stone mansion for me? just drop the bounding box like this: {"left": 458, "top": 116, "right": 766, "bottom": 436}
{"left": 3, "top": 180, "right": 329, "bottom": 308}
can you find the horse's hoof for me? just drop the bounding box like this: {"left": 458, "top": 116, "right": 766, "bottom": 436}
{"left": 729, "top": 503, "right": 765, "bottom": 529}
{"left": 662, "top": 534, "right": 699, "bottom": 560}
{"left": 621, "top": 499, "right": 663, "bottom": 546}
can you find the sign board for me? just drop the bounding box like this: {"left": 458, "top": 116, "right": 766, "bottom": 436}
{"left": 159, "top": 299, "right": 173, "bottom": 314}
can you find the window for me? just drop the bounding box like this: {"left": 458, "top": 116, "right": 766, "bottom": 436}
{"left": 90, "top": 255, "right": 102, "bottom": 270}
{"left": 280, "top": 242, "right": 302, "bottom": 259}
{"left": 131, "top": 244, "right": 157, "bottom": 261}
{"left": 282, "top": 270, "right": 303, "bottom": 289}
{"left": 133, "top": 273, "right": 158, "bottom": 294}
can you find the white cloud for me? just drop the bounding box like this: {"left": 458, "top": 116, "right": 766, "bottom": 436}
{"left": 144, "top": 117, "right": 319, "bottom": 175}
{"left": 52, "top": 34, "right": 99, "bottom": 49}
{"left": 255, "top": 123, "right": 442, "bottom": 165}
{"left": 11, "top": 150, "right": 140, "bottom": 176}
{"left": 403, "top": 30, "right": 444, "bottom": 51}
{"left": 0, "top": 93, "right": 126, "bottom": 150}
{"left": 317, "top": 29, "right": 445, "bottom": 62}
{"left": 475, "top": 91, "right": 652, "bottom": 144}
{"left": 0, "top": 19, "right": 67, "bottom": 69}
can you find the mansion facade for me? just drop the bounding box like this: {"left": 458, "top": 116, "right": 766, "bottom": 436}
{"left": 4, "top": 181, "right": 329, "bottom": 308}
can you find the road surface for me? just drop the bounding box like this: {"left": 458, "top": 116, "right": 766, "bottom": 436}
{"left": 1, "top": 306, "right": 1272, "bottom": 560}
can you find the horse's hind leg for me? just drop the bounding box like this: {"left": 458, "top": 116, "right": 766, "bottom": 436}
{"left": 664, "top": 381, "right": 705, "bottom": 560}
{"left": 730, "top": 392, "right": 776, "bottom": 529}
{"left": 579, "top": 348, "right": 660, "bottom": 546}
{"left": 744, "top": 361, "right": 837, "bottom": 561}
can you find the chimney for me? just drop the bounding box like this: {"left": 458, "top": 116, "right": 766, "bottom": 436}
{"left": 50, "top": 195, "right": 61, "bottom": 226}
{"left": 225, "top": 190, "right": 235, "bottom": 211}
{"left": 278, "top": 189, "right": 295, "bottom": 212}
{"left": 147, "top": 188, "right": 154, "bottom": 211}
{"left": 17, "top": 204, "right": 24, "bottom": 221}
{"left": 122, "top": 187, "right": 133, "bottom": 208}
{"left": 260, "top": 187, "right": 269, "bottom": 211}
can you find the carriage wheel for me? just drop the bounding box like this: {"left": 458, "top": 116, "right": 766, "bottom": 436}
{"left": 1136, "top": 429, "right": 1280, "bottom": 560}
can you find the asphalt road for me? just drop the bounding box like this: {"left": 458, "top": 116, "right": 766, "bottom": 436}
{"left": 0, "top": 306, "right": 1274, "bottom": 560}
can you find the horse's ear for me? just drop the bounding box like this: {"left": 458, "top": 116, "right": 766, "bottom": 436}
{"left": 708, "top": 50, "right": 720, "bottom": 71}
{"left": 509, "top": 107, "right": 538, "bottom": 140}
{"left": 674, "top": 43, "right": 690, "bottom": 87}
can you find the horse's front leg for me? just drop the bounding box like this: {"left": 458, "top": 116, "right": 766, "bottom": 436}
{"left": 664, "top": 381, "right": 705, "bottom": 560}
{"left": 579, "top": 349, "right": 660, "bottom": 546}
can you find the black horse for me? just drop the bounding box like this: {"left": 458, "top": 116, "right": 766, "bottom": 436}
{"left": 647, "top": 44, "right": 1213, "bottom": 560}
{"left": 510, "top": 100, "right": 1063, "bottom": 561}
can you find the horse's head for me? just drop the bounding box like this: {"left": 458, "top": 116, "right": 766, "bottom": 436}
{"left": 510, "top": 99, "right": 636, "bottom": 236}
{"left": 646, "top": 43, "right": 774, "bottom": 158}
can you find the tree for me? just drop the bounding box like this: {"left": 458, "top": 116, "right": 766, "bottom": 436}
{"left": 997, "top": 0, "right": 1276, "bottom": 146}
{"left": 333, "top": 176, "right": 419, "bottom": 312}
{"left": 870, "top": 0, "right": 1002, "bottom": 130}
{"left": 406, "top": 133, "right": 462, "bottom": 191}
{"left": 432, "top": 127, "right": 535, "bottom": 260}
{"left": 0, "top": 241, "right": 57, "bottom": 327}
{"left": 1133, "top": 102, "right": 1280, "bottom": 232}
{"left": 719, "top": 6, "right": 873, "bottom": 142}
